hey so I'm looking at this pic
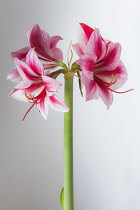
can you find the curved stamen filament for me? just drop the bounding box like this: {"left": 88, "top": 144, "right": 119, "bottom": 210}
{"left": 22, "top": 91, "right": 44, "bottom": 121}
{"left": 22, "top": 103, "right": 35, "bottom": 121}
{"left": 107, "top": 87, "right": 134, "bottom": 94}
{"left": 102, "top": 74, "right": 118, "bottom": 88}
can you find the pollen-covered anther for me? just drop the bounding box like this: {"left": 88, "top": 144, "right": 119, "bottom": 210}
{"left": 24, "top": 91, "right": 39, "bottom": 104}
{"left": 102, "top": 74, "right": 118, "bottom": 88}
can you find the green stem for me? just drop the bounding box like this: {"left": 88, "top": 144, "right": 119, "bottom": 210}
{"left": 64, "top": 76, "right": 74, "bottom": 210}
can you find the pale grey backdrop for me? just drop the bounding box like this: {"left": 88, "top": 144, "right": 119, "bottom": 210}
{"left": 0, "top": 0, "right": 140, "bottom": 210}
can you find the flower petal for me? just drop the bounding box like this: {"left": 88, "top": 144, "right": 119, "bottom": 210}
{"left": 26, "top": 49, "right": 43, "bottom": 76}
{"left": 37, "top": 95, "right": 49, "bottom": 121}
{"left": 25, "top": 83, "right": 44, "bottom": 97}
{"left": 27, "top": 24, "right": 53, "bottom": 60}
{"left": 98, "top": 84, "right": 113, "bottom": 109}
{"left": 77, "top": 55, "right": 96, "bottom": 80}
{"left": 42, "top": 75, "right": 62, "bottom": 92}
{"left": 95, "top": 61, "right": 128, "bottom": 90}
{"left": 81, "top": 72, "right": 99, "bottom": 101}
{"left": 14, "top": 57, "right": 39, "bottom": 83}
{"left": 86, "top": 28, "right": 106, "bottom": 60}
{"left": 7, "top": 69, "right": 22, "bottom": 83}
{"left": 111, "top": 61, "right": 127, "bottom": 89}
{"left": 50, "top": 47, "right": 63, "bottom": 61}
{"left": 11, "top": 46, "right": 30, "bottom": 60}
{"left": 14, "top": 81, "right": 31, "bottom": 89}
{"left": 72, "top": 43, "right": 84, "bottom": 57}
{"left": 97, "top": 42, "right": 121, "bottom": 71}
{"left": 49, "top": 95, "right": 69, "bottom": 112}
{"left": 9, "top": 89, "right": 28, "bottom": 102}
{"left": 80, "top": 23, "right": 94, "bottom": 39}
{"left": 78, "top": 24, "right": 89, "bottom": 54}
{"left": 50, "top": 36, "right": 63, "bottom": 48}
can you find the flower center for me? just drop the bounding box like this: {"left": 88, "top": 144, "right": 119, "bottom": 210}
{"left": 22, "top": 89, "right": 46, "bottom": 121}
{"left": 102, "top": 74, "right": 118, "bottom": 88}
{"left": 95, "top": 74, "right": 133, "bottom": 94}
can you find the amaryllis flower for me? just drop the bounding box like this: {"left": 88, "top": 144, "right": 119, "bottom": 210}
{"left": 9, "top": 49, "right": 69, "bottom": 121}
{"left": 73, "top": 23, "right": 132, "bottom": 108}
{"left": 7, "top": 24, "right": 63, "bottom": 83}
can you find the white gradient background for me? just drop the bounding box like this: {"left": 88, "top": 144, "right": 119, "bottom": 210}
{"left": 0, "top": 0, "right": 140, "bottom": 210}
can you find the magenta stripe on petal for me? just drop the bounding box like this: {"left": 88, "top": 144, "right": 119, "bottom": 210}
{"left": 42, "top": 75, "right": 62, "bottom": 92}
{"left": 49, "top": 94, "right": 69, "bottom": 112}
{"left": 81, "top": 72, "right": 99, "bottom": 101}
{"left": 37, "top": 96, "right": 49, "bottom": 121}
{"left": 14, "top": 57, "right": 39, "bottom": 83}
{"left": 77, "top": 55, "right": 95, "bottom": 80}
{"left": 80, "top": 23, "right": 94, "bottom": 39}
{"left": 97, "top": 84, "right": 113, "bottom": 109}
{"left": 97, "top": 42, "right": 121, "bottom": 71}
{"left": 86, "top": 28, "right": 106, "bottom": 60}
{"left": 25, "top": 83, "right": 44, "bottom": 97}
{"left": 26, "top": 49, "right": 43, "bottom": 76}
{"left": 95, "top": 61, "right": 128, "bottom": 90}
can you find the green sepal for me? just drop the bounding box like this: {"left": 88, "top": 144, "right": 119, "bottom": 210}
{"left": 57, "top": 61, "right": 68, "bottom": 71}
{"left": 71, "top": 62, "right": 80, "bottom": 71}
{"left": 60, "top": 187, "right": 64, "bottom": 209}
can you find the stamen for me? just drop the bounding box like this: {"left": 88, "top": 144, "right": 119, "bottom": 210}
{"left": 22, "top": 89, "right": 46, "bottom": 120}
{"left": 102, "top": 74, "right": 118, "bottom": 88}
{"left": 107, "top": 87, "right": 134, "bottom": 94}
{"left": 22, "top": 103, "right": 35, "bottom": 121}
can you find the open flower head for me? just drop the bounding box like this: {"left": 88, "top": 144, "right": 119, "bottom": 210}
{"left": 9, "top": 49, "right": 69, "bottom": 121}
{"left": 73, "top": 23, "right": 132, "bottom": 108}
{"left": 7, "top": 24, "right": 63, "bottom": 83}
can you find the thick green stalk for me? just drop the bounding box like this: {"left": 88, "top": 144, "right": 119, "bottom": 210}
{"left": 64, "top": 76, "right": 74, "bottom": 210}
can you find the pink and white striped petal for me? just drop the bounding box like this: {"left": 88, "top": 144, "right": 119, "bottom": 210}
{"left": 86, "top": 28, "right": 106, "bottom": 60}
{"left": 14, "top": 57, "right": 39, "bottom": 83}
{"left": 81, "top": 72, "right": 99, "bottom": 101}
{"left": 97, "top": 42, "right": 121, "bottom": 71}
{"left": 95, "top": 61, "right": 127, "bottom": 90}
{"left": 80, "top": 23, "right": 94, "bottom": 39}
{"left": 26, "top": 49, "right": 44, "bottom": 76}
{"left": 7, "top": 69, "right": 22, "bottom": 83}
{"left": 49, "top": 95, "right": 69, "bottom": 112}
{"left": 78, "top": 24, "right": 89, "bottom": 54}
{"left": 72, "top": 43, "right": 84, "bottom": 57}
{"left": 25, "top": 83, "right": 44, "bottom": 97}
{"left": 97, "top": 84, "right": 113, "bottom": 109}
{"left": 77, "top": 55, "right": 96, "bottom": 80}
{"left": 9, "top": 89, "right": 28, "bottom": 102}
{"left": 109, "top": 61, "right": 128, "bottom": 90}
{"left": 37, "top": 96, "right": 50, "bottom": 121}
{"left": 42, "top": 75, "right": 62, "bottom": 92}
{"left": 14, "top": 81, "right": 31, "bottom": 89}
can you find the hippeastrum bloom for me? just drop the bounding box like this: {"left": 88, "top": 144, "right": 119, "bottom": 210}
{"left": 7, "top": 24, "right": 63, "bottom": 83}
{"left": 73, "top": 23, "right": 131, "bottom": 108}
{"left": 9, "top": 49, "right": 69, "bottom": 121}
